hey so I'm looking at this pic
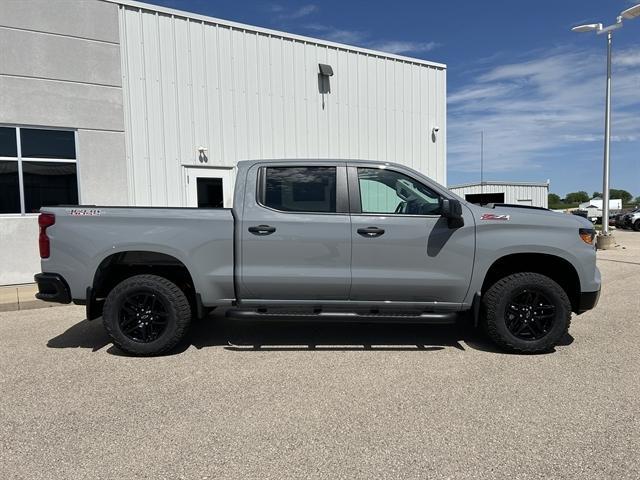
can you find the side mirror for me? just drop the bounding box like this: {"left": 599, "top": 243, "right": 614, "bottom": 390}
{"left": 440, "top": 198, "right": 464, "bottom": 228}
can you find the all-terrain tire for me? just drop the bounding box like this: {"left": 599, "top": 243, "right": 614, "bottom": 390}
{"left": 483, "top": 272, "right": 571, "bottom": 354}
{"left": 103, "top": 274, "right": 192, "bottom": 356}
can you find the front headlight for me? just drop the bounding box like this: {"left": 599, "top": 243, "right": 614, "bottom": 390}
{"left": 579, "top": 228, "right": 595, "bottom": 246}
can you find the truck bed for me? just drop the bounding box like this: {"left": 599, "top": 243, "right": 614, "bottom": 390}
{"left": 40, "top": 206, "right": 235, "bottom": 305}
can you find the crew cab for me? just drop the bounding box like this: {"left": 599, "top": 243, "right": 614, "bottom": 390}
{"left": 35, "top": 160, "right": 601, "bottom": 355}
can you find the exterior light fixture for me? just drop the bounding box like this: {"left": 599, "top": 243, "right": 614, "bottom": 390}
{"left": 318, "top": 63, "right": 334, "bottom": 109}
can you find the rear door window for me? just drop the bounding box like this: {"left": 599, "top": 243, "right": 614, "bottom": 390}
{"left": 262, "top": 166, "right": 337, "bottom": 213}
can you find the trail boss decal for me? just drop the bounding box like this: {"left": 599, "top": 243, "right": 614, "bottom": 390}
{"left": 67, "top": 208, "right": 103, "bottom": 217}
{"left": 481, "top": 213, "right": 510, "bottom": 221}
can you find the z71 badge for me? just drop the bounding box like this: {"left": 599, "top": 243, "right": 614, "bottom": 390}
{"left": 480, "top": 213, "right": 510, "bottom": 221}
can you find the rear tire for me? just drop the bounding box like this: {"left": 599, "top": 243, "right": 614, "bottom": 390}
{"left": 482, "top": 272, "right": 571, "bottom": 354}
{"left": 103, "top": 274, "right": 192, "bottom": 356}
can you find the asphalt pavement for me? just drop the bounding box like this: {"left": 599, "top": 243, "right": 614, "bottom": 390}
{"left": 1, "top": 230, "right": 639, "bottom": 479}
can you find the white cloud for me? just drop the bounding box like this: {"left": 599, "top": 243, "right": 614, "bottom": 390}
{"left": 368, "top": 40, "right": 439, "bottom": 54}
{"left": 304, "top": 24, "right": 368, "bottom": 44}
{"left": 303, "top": 25, "right": 439, "bottom": 55}
{"left": 448, "top": 46, "right": 640, "bottom": 174}
{"left": 271, "top": 4, "right": 318, "bottom": 20}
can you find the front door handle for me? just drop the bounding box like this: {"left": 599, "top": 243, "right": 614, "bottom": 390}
{"left": 248, "top": 225, "right": 276, "bottom": 235}
{"left": 357, "top": 226, "right": 385, "bottom": 238}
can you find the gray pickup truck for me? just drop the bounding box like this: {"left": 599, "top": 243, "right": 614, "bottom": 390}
{"left": 35, "top": 160, "right": 600, "bottom": 355}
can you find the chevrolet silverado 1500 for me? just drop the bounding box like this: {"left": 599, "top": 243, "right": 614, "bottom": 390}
{"left": 35, "top": 160, "right": 600, "bottom": 355}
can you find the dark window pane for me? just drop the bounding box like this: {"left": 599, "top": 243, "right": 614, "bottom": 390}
{"left": 21, "top": 129, "right": 76, "bottom": 159}
{"left": 0, "top": 127, "right": 17, "bottom": 157}
{"left": 23, "top": 161, "right": 78, "bottom": 213}
{"left": 0, "top": 161, "right": 20, "bottom": 213}
{"left": 264, "top": 167, "right": 336, "bottom": 213}
{"left": 358, "top": 167, "right": 441, "bottom": 215}
{"left": 196, "top": 177, "right": 224, "bottom": 207}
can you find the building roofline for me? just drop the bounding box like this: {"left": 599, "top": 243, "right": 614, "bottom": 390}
{"left": 449, "top": 181, "right": 550, "bottom": 189}
{"left": 102, "top": 0, "right": 447, "bottom": 70}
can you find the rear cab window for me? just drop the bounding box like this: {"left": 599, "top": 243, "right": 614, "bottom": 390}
{"left": 260, "top": 166, "right": 337, "bottom": 213}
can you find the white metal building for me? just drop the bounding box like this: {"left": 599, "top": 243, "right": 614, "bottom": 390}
{"left": 0, "top": 0, "right": 447, "bottom": 285}
{"left": 449, "top": 181, "right": 550, "bottom": 209}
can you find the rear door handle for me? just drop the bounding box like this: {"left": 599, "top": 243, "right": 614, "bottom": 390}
{"left": 248, "top": 225, "right": 276, "bottom": 235}
{"left": 357, "top": 226, "right": 385, "bottom": 238}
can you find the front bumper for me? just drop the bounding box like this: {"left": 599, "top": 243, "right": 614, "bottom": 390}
{"left": 577, "top": 288, "right": 600, "bottom": 314}
{"left": 34, "top": 273, "right": 71, "bottom": 304}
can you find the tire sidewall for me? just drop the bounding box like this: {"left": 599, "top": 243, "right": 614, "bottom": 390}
{"left": 485, "top": 274, "right": 571, "bottom": 352}
{"left": 103, "top": 275, "right": 190, "bottom": 356}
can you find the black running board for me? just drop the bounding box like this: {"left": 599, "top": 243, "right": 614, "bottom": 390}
{"left": 226, "top": 310, "right": 458, "bottom": 324}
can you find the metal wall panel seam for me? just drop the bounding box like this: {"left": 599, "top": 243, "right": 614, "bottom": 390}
{"left": 229, "top": 27, "right": 238, "bottom": 162}
{"left": 201, "top": 21, "right": 211, "bottom": 168}
{"left": 254, "top": 32, "right": 264, "bottom": 159}
{"left": 119, "top": 6, "right": 135, "bottom": 204}
{"left": 138, "top": 8, "right": 153, "bottom": 204}
{"left": 215, "top": 25, "right": 225, "bottom": 163}
{"left": 169, "top": 15, "right": 184, "bottom": 206}
{"left": 186, "top": 20, "right": 196, "bottom": 166}
{"left": 155, "top": 11, "right": 168, "bottom": 205}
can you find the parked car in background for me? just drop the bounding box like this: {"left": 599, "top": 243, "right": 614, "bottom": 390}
{"left": 34, "top": 160, "right": 601, "bottom": 356}
{"left": 622, "top": 209, "right": 640, "bottom": 231}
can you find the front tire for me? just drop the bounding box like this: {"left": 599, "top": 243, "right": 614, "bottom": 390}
{"left": 633, "top": 220, "right": 640, "bottom": 232}
{"left": 483, "top": 272, "right": 571, "bottom": 354}
{"left": 103, "top": 274, "right": 192, "bottom": 356}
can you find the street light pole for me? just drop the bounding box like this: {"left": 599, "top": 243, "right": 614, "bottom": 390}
{"left": 572, "top": 3, "right": 640, "bottom": 243}
{"left": 602, "top": 31, "right": 612, "bottom": 235}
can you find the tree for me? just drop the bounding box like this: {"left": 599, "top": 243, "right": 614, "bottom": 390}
{"left": 564, "top": 191, "right": 589, "bottom": 204}
{"left": 592, "top": 192, "right": 602, "bottom": 199}
{"left": 634, "top": 197, "right": 640, "bottom": 205}
{"left": 609, "top": 189, "right": 632, "bottom": 205}
{"left": 548, "top": 193, "right": 561, "bottom": 205}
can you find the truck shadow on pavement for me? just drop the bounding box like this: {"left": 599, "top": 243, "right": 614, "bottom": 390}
{"left": 47, "top": 314, "right": 574, "bottom": 356}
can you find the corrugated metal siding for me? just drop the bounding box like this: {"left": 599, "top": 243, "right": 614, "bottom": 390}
{"left": 118, "top": 5, "right": 446, "bottom": 206}
{"left": 450, "top": 183, "right": 549, "bottom": 208}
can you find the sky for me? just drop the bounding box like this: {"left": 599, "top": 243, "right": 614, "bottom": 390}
{"left": 145, "top": 0, "right": 640, "bottom": 197}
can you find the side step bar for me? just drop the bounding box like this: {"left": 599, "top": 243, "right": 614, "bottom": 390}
{"left": 226, "top": 309, "right": 458, "bottom": 324}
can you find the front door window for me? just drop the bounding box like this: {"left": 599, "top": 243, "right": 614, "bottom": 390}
{"left": 357, "top": 167, "right": 441, "bottom": 215}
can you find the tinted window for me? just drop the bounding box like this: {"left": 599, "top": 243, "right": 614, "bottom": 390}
{"left": 0, "top": 161, "right": 20, "bottom": 213}
{"left": 20, "top": 129, "right": 76, "bottom": 159}
{"left": 23, "top": 161, "right": 78, "bottom": 213}
{"left": 264, "top": 167, "right": 336, "bottom": 213}
{"left": 0, "top": 127, "right": 17, "bottom": 157}
{"left": 358, "top": 167, "right": 441, "bottom": 215}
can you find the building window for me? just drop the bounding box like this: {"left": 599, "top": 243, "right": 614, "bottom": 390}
{"left": 263, "top": 166, "right": 337, "bottom": 213}
{"left": 0, "top": 126, "right": 78, "bottom": 215}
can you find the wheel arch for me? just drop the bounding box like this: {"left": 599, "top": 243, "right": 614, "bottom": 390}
{"left": 481, "top": 253, "right": 581, "bottom": 313}
{"left": 88, "top": 250, "right": 200, "bottom": 320}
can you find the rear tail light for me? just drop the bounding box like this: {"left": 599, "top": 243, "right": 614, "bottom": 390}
{"left": 38, "top": 213, "right": 56, "bottom": 259}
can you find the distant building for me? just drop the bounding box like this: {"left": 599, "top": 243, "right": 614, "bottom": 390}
{"left": 579, "top": 199, "right": 622, "bottom": 211}
{"left": 449, "top": 181, "right": 549, "bottom": 208}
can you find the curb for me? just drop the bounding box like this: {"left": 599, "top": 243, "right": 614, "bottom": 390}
{"left": 0, "top": 283, "right": 55, "bottom": 313}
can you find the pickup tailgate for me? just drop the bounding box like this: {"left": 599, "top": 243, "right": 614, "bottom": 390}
{"left": 39, "top": 206, "right": 235, "bottom": 305}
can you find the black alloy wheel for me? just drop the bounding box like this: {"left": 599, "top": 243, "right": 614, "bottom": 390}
{"left": 505, "top": 289, "right": 556, "bottom": 341}
{"left": 118, "top": 291, "right": 169, "bottom": 343}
